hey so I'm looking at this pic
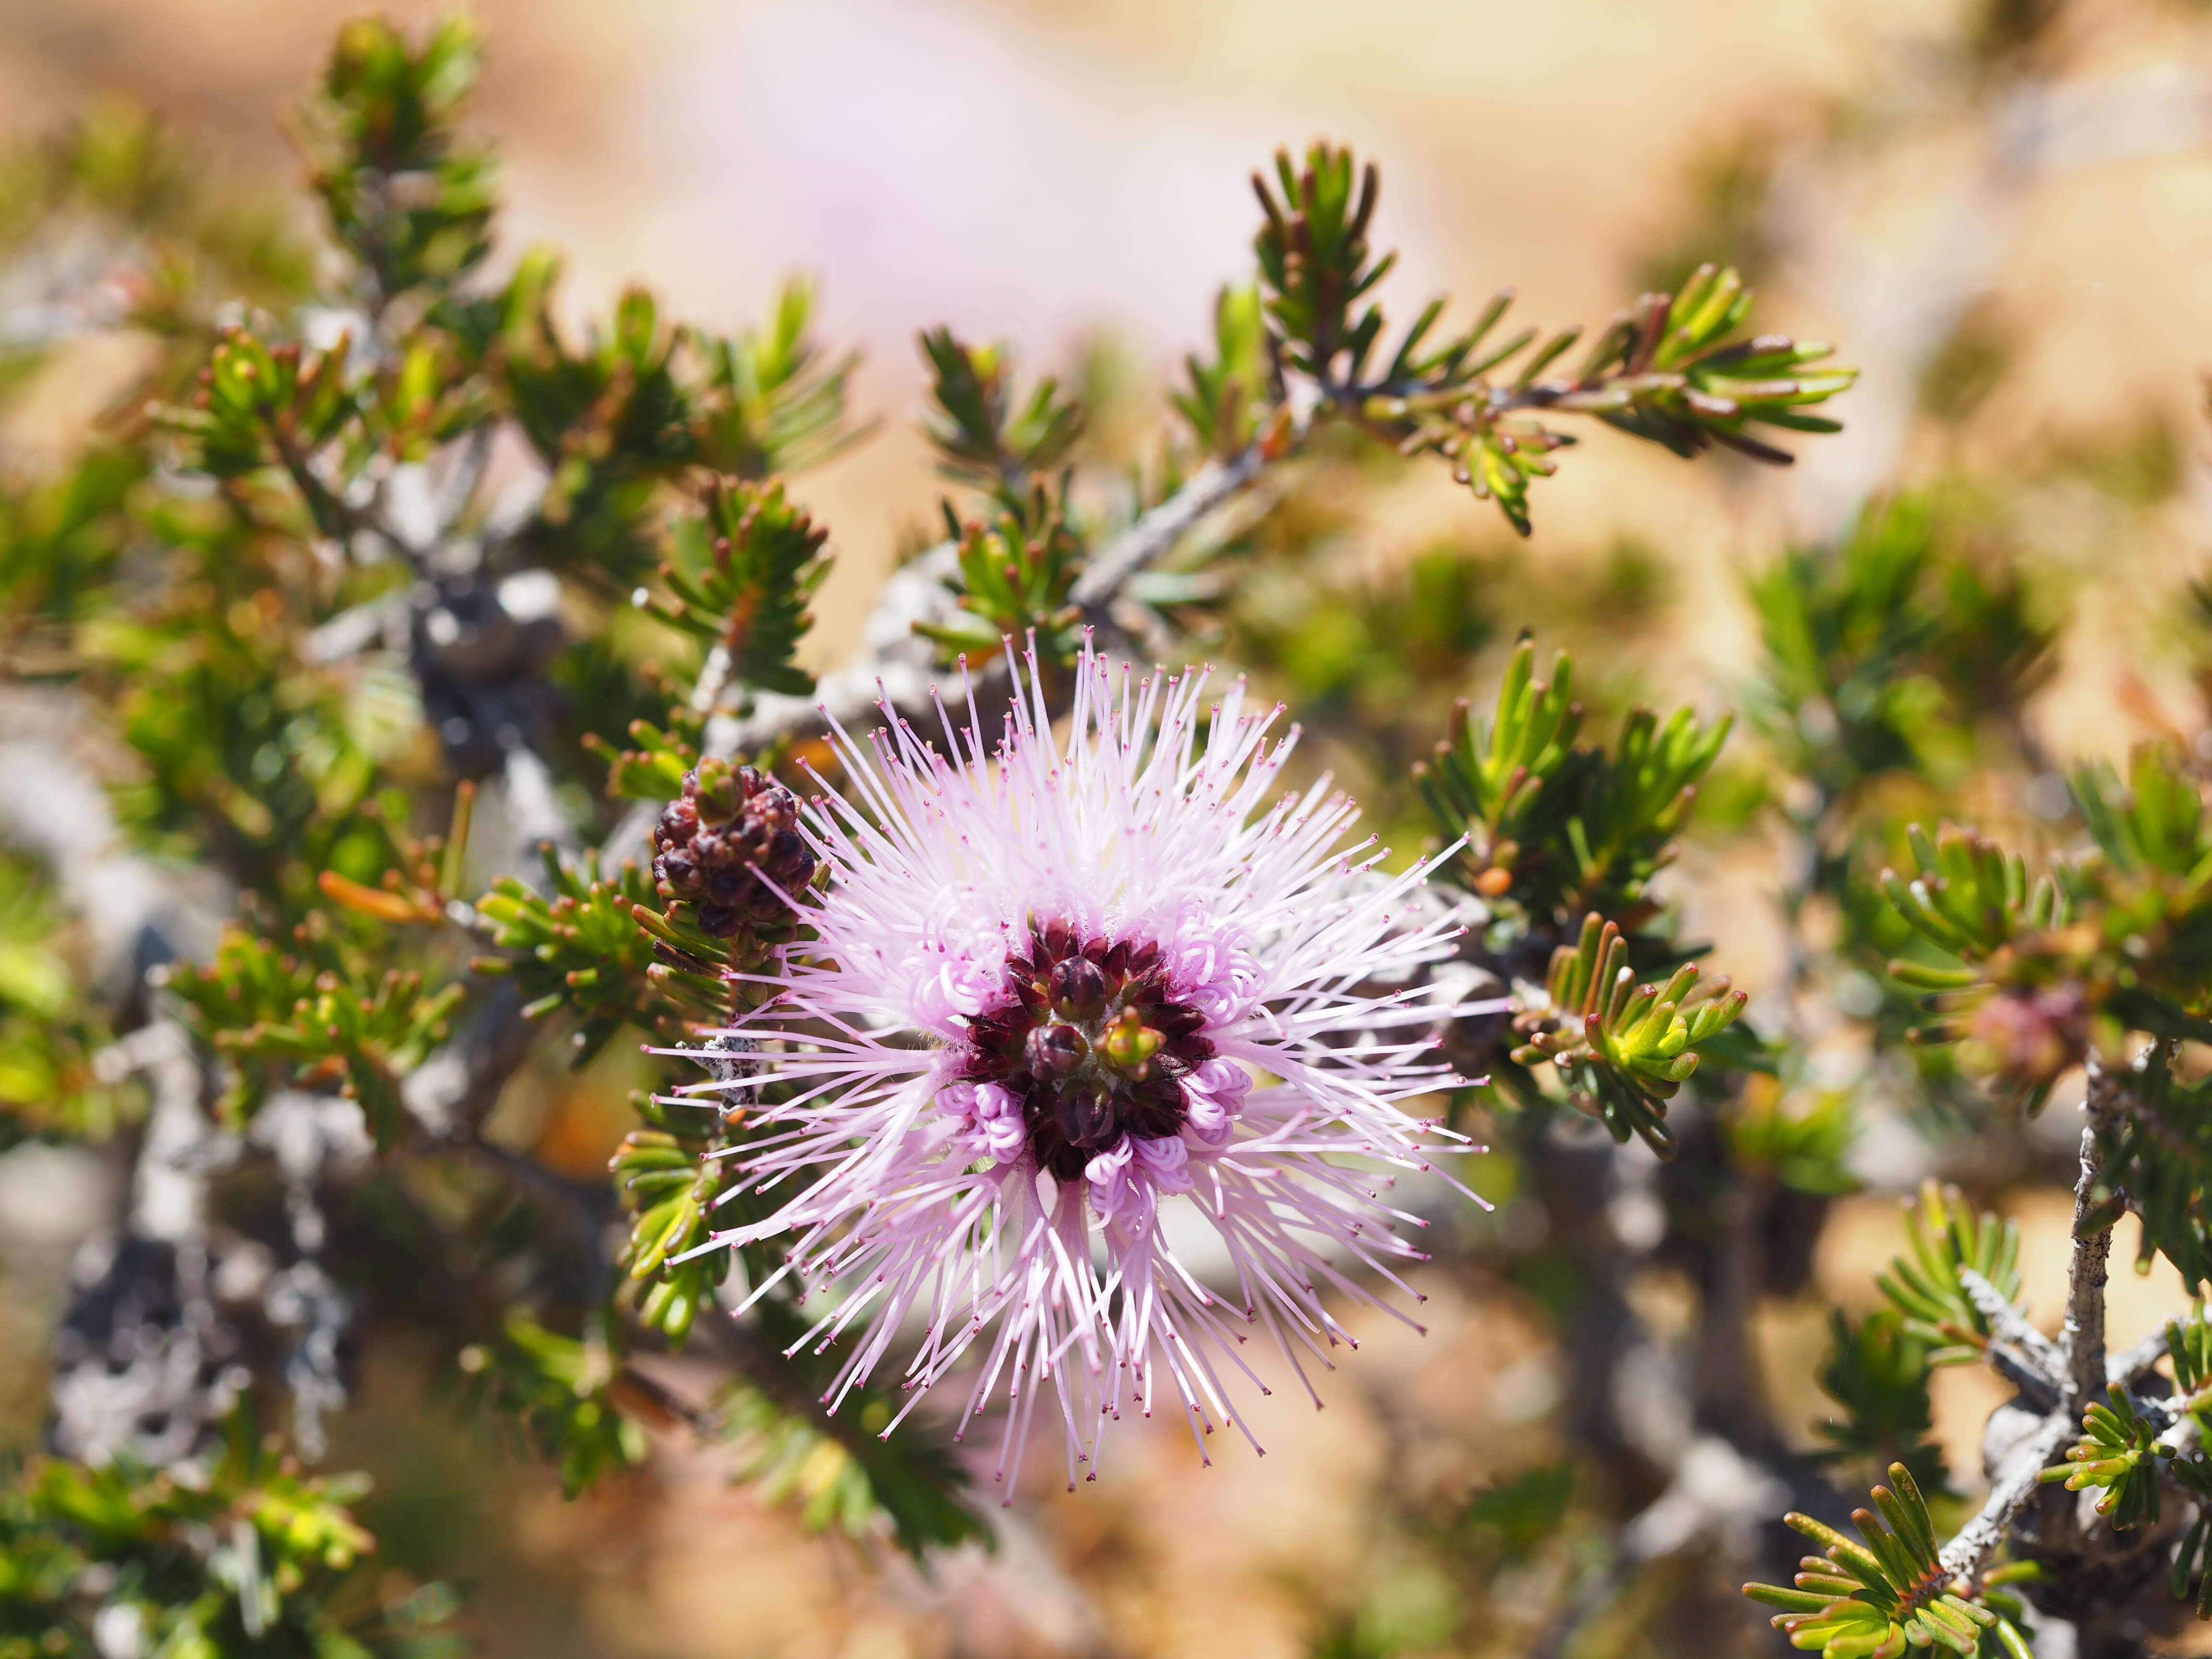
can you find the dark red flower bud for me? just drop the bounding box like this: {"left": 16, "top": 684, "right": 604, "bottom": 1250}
{"left": 651, "top": 758, "right": 817, "bottom": 936}
{"left": 1024, "top": 1022, "right": 1088, "bottom": 1079}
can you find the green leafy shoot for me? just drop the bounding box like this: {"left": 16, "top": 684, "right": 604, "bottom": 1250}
{"left": 163, "top": 915, "right": 463, "bottom": 1148}
{"left": 919, "top": 327, "right": 1083, "bottom": 517}
{"left": 2171, "top": 1483, "right": 2212, "bottom": 1620}
{"left": 589, "top": 712, "right": 702, "bottom": 805}
{"left": 692, "top": 275, "right": 870, "bottom": 480}
{"left": 735, "top": 1302, "right": 992, "bottom": 1559}
{"left": 0, "top": 854, "right": 131, "bottom": 1146}
{"left": 915, "top": 500, "right": 1084, "bottom": 666}
{"left": 1743, "top": 1464, "right": 2027, "bottom": 1659}
{"left": 2171, "top": 1304, "right": 2212, "bottom": 1418}
{"left": 612, "top": 1119, "right": 730, "bottom": 1348}
{"left": 2040, "top": 1387, "right": 2166, "bottom": 1528}
{"left": 1874, "top": 1181, "right": 2023, "bottom": 1367}
{"left": 1414, "top": 638, "right": 1581, "bottom": 900}
{"left": 304, "top": 15, "right": 495, "bottom": 303}
{"left": 1416, "top": 638, "right": 1730, "bottom": 936}
{"left": 457, "top": 1313, "right": 648, "bottom": 1498}
{"left": 1460, "top": 1462, "right": 1575, "bottom": 1565}
{"left": 2074, "top": 744, "right": 2212, "bottom": 881}
{"left": 1881, "top": 823, "right": 2060, "bottom": 967}
{"left": 1250, "top": 143, "right": 1391, "bottom": 388}
{"left": 646, "top": 476, "right": 831, "bottom": 700}
{"left": 470, "top": 844, "right": 729, "bottom": 1065}
{"left": 1509, "top": 913, "right": 1747, "bottom": 1157}
{"left": 2100, "top": 1053, "right": 2212, "bottom": 1293}
{"left": 1729, "top": 1083, "right": 1859, "bottom": 1196}
{"left": 1569, "top": 263, "right": 1856, "bottom": 465}
{"left": 0, "top": 1409, "right": 455, "bottom": 1657}
{"left": 1246, "top": 144, "right": 1856, "bottom": 534}
{"left": 1175, "top": 283, "right": 1270, "bottom": 458}
{"left": 161, "top": 328, "right": 362, "bottom": 522}
{"left": 1809, "top": 1312, "right": 1950, "bottom": 1498}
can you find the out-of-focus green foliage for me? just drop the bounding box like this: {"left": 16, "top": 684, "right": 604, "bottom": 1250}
{"left": 0, "top": 1414, "right": 459, "bottom": 1659}
{"left": 1810, "top": 1312, "right": 1950, "bottom": 1499}
{"left": 164, "top": 915, "right": 463, "bottom": 1147}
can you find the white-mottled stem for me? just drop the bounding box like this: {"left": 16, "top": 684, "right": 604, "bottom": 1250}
{"left": 1938, "top": 1409, "right": 2074, "bottom": 1580}
{"left": 1958, "top": 1266, "right": 2065, "bottom": 1386}
{"left": 498, "top": 741, "right": 582, "bottom": 863}
{"left": 690, "top": 433, "right": 1289, "bottom": 785}
{"left": 301, "top": 590, "right": 412, "bottom": 665}
{"left": 1067, "top": 440, "right": 1274, "bottom": 607}
{"left": 2065, "top": 1070, "right": 2123, "bottom": 1411}
{"left": 121, "top": 1014, "right": 221, "bottom": 1242}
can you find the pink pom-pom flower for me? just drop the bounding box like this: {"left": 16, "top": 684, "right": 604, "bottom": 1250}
{"left": 677, "top": 640, "right": 1492, "bottom": 1496}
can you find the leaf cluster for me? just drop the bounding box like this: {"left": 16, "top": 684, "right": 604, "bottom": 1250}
{"left": 1809, "top": 1311, "right": 1950, "bottom": 1499}
{"left": 1509, "top": 914, "right": 1748, "bottom": 1156}
{"left": 455, "top": 1314, "right": 648, "bottom": 1499}
{"left": 304, "top": 17, "right": 495, "bottom": 305}
{"left": 1415, "top": 639, "right": 1731, "bottom": 942}
{"left": 2041, "top": 1386, "right": 2168, "bottom": 1527}
{"left": 0, "top": 1414, "right": 456, "bottom": 1659}
{"left": 1873, "top": 1181, "right": 2023, "bottom": 1367}
{"left": 920, "top": 327, "right": 1083, "bottom": 517}
{"left": 1249, "top": 144, "right": 1855, "bottom": 535}
{"left": 916, "top": 500, "right": 1084, "bottom": 665}
{"left": 1743, "top": 1464, "right": 2031, "bottom": 1658}
{"left": 1750, "top": 494, "right": 2057, "bottom": 813}
{"left": 0, "top": 853, "right": 132, "bottom": 1147}
{"left": 611, "top": 1116, "right": 733, "bottom": 1347}
{"left": 732, "top": 1303, "right": 992, "bottom": 1560}
{"left": 1882, "top": 748, "right": 2212, "bottom": 1111}
{"left": 470, "top": 846, "right": 692, "bottom": 1061}
{"left": 163, "top": 913, "right": 462, "bottom": 1147}
{"left": 1174, "top": 284, "right": 1270, "bottom": 458}
{"left": 644, "top": 477, "right": 830, "bottom": 699}
{"left": 1728, "top": 1082, "right": 1859, "bottom": 1197}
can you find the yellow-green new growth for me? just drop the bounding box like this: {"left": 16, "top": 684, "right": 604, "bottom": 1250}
{"left": 1510, "top": 912, "right": 1747, "bottom": 1157}
{"left": 1743, "top": 1463, "right": 2031, "bottom": 1659}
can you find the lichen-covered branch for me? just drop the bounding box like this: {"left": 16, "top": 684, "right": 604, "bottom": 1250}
{"left": 1937, "top": 1409, "right": 2074, "bottom": 1580}
{"left": 2066, "top": 1084, "right": 2119, "bottom": 1410}
{"left": 1958, "top": 1266, "right": 2066, "bottom": 1388}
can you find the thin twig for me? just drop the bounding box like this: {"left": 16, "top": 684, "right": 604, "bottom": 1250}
{"left": 453, "top": 1136, "right": 614, "bottom": 1226}
{"left": 1937, "top": 1408, "right": 2074, "bottom": 1580}
{"left": 1067, "top": 439, "right": 1275, "bottom": 607}
{"left": 2065, "top": 1081, "right": 2119, "bottom": 1411}
{"left": 1959, "top": 1266, "right": 2066, "bottom": 1386}
{"left": 726, "top": 438, "right": 1286, "bottom": 757}
{"left": 611, "top": 1362, "right": 721, "bottom": 1438}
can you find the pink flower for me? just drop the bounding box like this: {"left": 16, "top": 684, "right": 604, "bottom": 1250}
{"left": 681, "top": 641, "right": 1491, "bottom": 1496}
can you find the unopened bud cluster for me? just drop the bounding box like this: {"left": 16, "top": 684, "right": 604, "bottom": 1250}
{"left": 652, "top": 759, "right": 815, "bottom": 936}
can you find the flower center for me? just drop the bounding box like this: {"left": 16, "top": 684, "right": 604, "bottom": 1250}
{"left": 962, "top": 918, "right": 1214, "bottom": 1181}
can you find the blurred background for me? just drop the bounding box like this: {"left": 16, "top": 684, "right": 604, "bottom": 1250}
{"left": 7, "top": 0, "right": 2212, "bottom": 1654}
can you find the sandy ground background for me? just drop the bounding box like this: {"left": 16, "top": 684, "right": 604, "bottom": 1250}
{"left": 7, "top": 1, "right": 2212, "bottom": 1654}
